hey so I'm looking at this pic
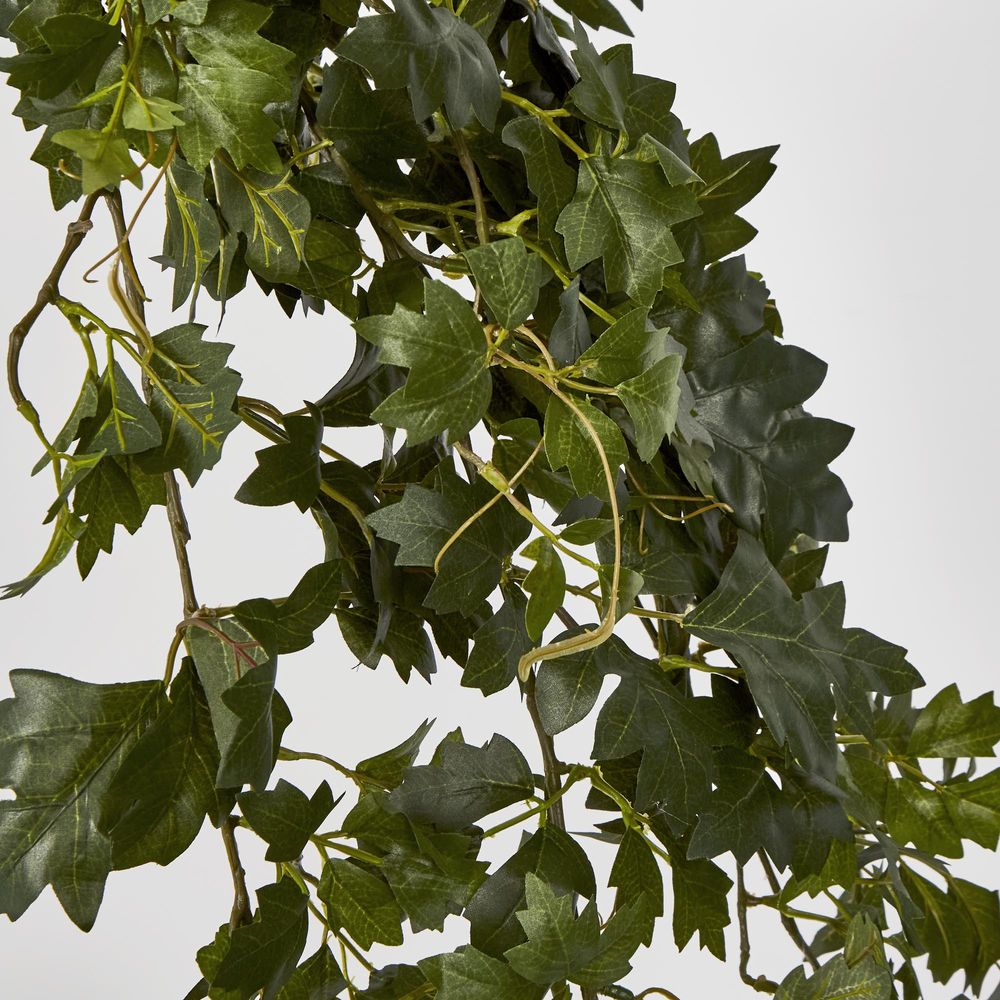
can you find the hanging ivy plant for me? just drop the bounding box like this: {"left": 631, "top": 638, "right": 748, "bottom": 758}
{"left": 2, "top": 0, "right": 999, "bottom": 997}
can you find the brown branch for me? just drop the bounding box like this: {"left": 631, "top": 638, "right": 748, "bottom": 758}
{"left": 103, "top": 190, "right": 199, "bottom": 616}
{"left": 737, "top": 863, "right": 779, "bottom": 994}
{"left": 523, "top": 672, "right": 566, "bottom": 831}
{"left": 7, "top": 193, "right": 100, "bottom": 409}
{"left": 758, "top": 850, "right": 819, "bottom": 971}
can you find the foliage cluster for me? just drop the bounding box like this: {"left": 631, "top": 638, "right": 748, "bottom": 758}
{"left": 2, "top": 0, "right": 999, "bottom": 997}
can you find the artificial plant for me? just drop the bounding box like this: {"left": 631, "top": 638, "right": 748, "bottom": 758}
{"left": 1, "top": 0, "right": 999, "bottom": 997}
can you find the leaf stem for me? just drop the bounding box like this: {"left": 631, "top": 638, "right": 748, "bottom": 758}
{"left": 501, "top": 90, "right": 591, "bottom": 160}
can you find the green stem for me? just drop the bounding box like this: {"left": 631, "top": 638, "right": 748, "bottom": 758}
{"left": 501, "top": 90, "right": 591, "bottom": 159}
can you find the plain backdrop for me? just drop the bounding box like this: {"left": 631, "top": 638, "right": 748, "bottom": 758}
{"left": 1, "top": 2, "right": 998, "bottom": 997}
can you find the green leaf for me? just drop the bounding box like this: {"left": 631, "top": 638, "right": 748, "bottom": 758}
{"left": 188, "top": 620, "right": 283, "bottom": 790}
{"left": 690, "top": 133, "right": 778, "bottom": 221}
{"left": 0, "top": 13, "right": 120, "bottom": 99}
{"left": 123, "top": 91, "right": 185, "bottom": 131}
{"left": 543, "top": 394, "right": 628, "bottom": 499}
{"left": 293, "top": 219, "right": 362, "bottom": 316}
{"left": 575, "top": 307, "right": 671, "bottom": 385}
{"left": 73, "top": 455, "right": 165, "bottom": 579}
{"left": 942, "top": 770, "right": 1000, "bottom": 850}
{"left": 382, "top": 824, "right": 488, "bottom": 932}
{"left": 908, "top": 683, "right": 1000, "bottom": 758}
{"left": 463, "top": 589, "right": 533, "bottom": 695}
{"left": 556, "top": 0, "right": 632, "bottom": 35}
{"left": 522, "top": 537, "right": 566, "bottom": 641}
{"left": 212, "top": 878, "right": 309, "bottom": 999}
{"left": 775, "top": 955, "right": 893, "bottom": 1000}
{"left": 276, "top": 944, "right": 346, "bottom": 1000}
{"left": 535, "top": 638, "right": 618, "bottom": 736}
{"left": 143, "top": 324, "right": 243, "bottom": 485}
{"left": 214, "top": 164, "right": 311, "bottom": 284}
{"left": 609, "top": 829, "right": 663, "bottom": 946}
{"left": 421, "top": 948, "right": 545, "bottom": 1000}
{"left": 902, "top": 868, "right": 1000, "bottom": 991}
{"left": 389, "top": 733, "right": 534, "bottom": 831}
{"left": 688, "top": 747, "right": 790, "bottom": 866}
{"left": 556, "top": 154, "right": 700, "bottom": 305}
{"left": 239, "top": 780, "right": 334, "bottom": 862}
{"left": 236, "top": 412, "right": 323, "bottom": 511}
{"left": 687, "top": 335, "right": 854, "bottom": 557}
{"left": 318, "top": 859, "right": 405, "bottom": 948}
{"left": 336, "top": 606, "right": 436, "bottom": 681}
{"left": 177, "top": 65, "right": 289, "bottom": 172}
{"left": 336, "top": 0, "right": 500, "bottom": 129}
{"left": 506, "top": 873, "right": 642, "bottom": 988}
{"left": 51, "top": 128, "right": 138, "bottom": 194}
{"left": 687, "top": 532, "right": 921, "bottom": 775}
{"left": 163, "top": 159, "right": 223, "bottom": 309}
{"left": 0, "top": 670, "right": 162, "bottom": 929}
{"left": 502, "top": 116, "right": 576, "bottom": 251}
{"left": 356, "top": 719, "right": 434, "bottom": 790}
{"left": 464, "top": 237, "right": 550, "bottom": 331}
{"left": 355, "top": 279, "right": 491, "bottom": 443}
{"left": 178, "top": 0, "right": 293, "bottom": 77}
{"left": 234, "top": 561, "right": 342, "bottom": 656}
{"left": 100, "top": 659, "right": 221, "bottom": 870}
{"left": 618, "top": 354, "right": 683, "bottom": 461}
{"left": 669, "top": 854, "right": 732, "bottom": 960}
{"left": 366, "top": 464, "right": 529, "bottom": 615}
{"left": 81, "top": 360, "right": 162, "bottom": 457}
{"left": 593, "top": 647, "right": 715, "bottom": 819}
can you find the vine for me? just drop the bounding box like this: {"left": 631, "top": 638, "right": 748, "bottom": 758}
{"left": 2, "top": 1, "right": 999, "bottom": 999}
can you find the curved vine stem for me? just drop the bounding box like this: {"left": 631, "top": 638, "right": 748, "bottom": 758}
{"left": 7, "top": 193, "right": 100, "bottom": 411}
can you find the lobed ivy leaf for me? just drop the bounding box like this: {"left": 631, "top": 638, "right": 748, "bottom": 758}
{"left": 211, "top": 878, "right": 309, "bottom": 1000}
{"left": 318, "top": 859, "right": 405, "bottom": 949}
{"left": 544, "top": 394, "right": 627, "bottom": 499}
{"left": 0, "top": 670, "right": 162, "bottom": 929}
{"left": 355, "top": 279, "right": 491, "bottom": 443}
{"left": 556, "top": 153, "right": 700, "bottom": 305}
{"left": 464, "top": 237, "right": 550, "bottom": 331}
{"left": 389, "top": 733, "right": 534, "bottom": 832}
{"left": 908, "top": 683, "right": 1000, "bottom": 759}
{"left": 100, "top": 659, "right": 221, "bottom": 870}
{"left": 276, "top": 944, "right": 346, "bottom": 1000}
{"left": 463, "top": 589, "right": 533, "bottom": 695}
{"left": 239, "top": 779, "right": 335, "bottom": 862}
{"left": 336, "top": 0, "right": 501, "bottom": 129}
{"left": 421, "top": 947, "right": 545, "bottom": 1000}
{"left": 236, "top": 412, "right": 323, "bottom": 512}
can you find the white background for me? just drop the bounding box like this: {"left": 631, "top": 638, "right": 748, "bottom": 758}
{"left": 1, "top": 1, "right": 999, "bottom": 996}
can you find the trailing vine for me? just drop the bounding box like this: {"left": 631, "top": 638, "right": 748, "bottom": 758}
{"left": 2, "top": 1, "right": 999, "bottom": 998}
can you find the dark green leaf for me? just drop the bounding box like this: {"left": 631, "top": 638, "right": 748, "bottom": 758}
{"left": 356, "top": 719, "right": 434, "bottom": 790}
{"left": 213, "top": 878, "right": 309, "bottom": 999}
{"left": 908, "top": 684, "right": 1000, "bottom": 758}
{"left": 670, "top": 854, "right": 732, "bottom": 960}
{"left": 236, "top": 412, "right": 323, "bottom": 511}
{"left": 239, "top": 779, "right": 334, "bottom": 861}
{"left": 0, "top": 670, "right": 161, "bottom": 929}
{"left": 421, "top": 947, "right": 545, "bottom": 1000}
{"left": 522, "top": 537, "right": 566, "bottom": 640}
{"left": 463, "top": 589, "right": 533, "bottom": 695}
{"left": 336, "top": 0, "right": 500, "bottom": 129}
{"left": 100, "top": 660, "right": 220, "bottom": 870}
{"left": 277, "top": 945, "right": 346, "bottom": 1000}
{"left": 389, "top": 734, "right": 534, "bottom": 831}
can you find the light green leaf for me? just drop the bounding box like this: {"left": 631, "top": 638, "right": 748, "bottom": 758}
{"left": 318, "top": 860, "right": 404, "bottom": 949}
{"left": 356, "top": 279, "right": 491, "bottom": 443}
{"left": 122, "top": 91, "right": 185, "bottom": 131}
{"left": 51, "top": 128, "right": 138, "bottom": 194}
{"left": 556, "top": 154, "right": 700, "bottom": 304}
{"left": 543, "top": 394, "right": 627, "bottom": 499}
{"left": 464, "top": 237, "right": 550, "bottom": 331}
{"left": 775, "top": 955, "right": 892, "bottom": 1000}
{"left": 575, "top": 307, "right": 670, "bottom": 386}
